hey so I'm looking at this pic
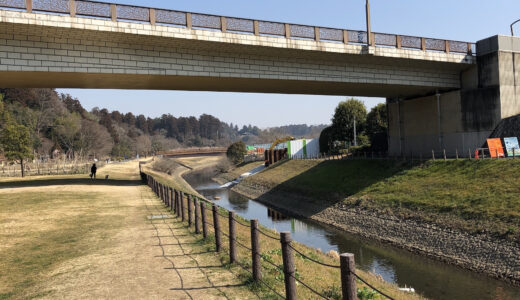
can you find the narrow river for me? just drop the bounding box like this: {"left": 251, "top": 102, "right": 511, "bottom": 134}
{"left": 186, "top": 176, "right": 520, "bottom": 300}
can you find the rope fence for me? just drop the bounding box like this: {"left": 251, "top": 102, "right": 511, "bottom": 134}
{"left": 287, "top": 244, "right": 341, "bottom": 269}
{"left": 142, "top": 171, "right": 397, "bottom": 300}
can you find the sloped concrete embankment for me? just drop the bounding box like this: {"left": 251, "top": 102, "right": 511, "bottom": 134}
{"left": 230, "top": 181, "right": 520, "bottom": 286}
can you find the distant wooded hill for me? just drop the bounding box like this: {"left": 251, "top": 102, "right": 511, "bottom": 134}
{"left": 0, "top": 88, "right": 325, "bottom": 159}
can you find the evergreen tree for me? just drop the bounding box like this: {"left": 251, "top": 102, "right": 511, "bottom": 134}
{"left": 0, "top": 123, "right": 34, "bottom": 177}
{"left": 332, "top": 98, "right": 367, "bottom": 145}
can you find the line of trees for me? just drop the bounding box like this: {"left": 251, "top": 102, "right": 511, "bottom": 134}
{"left": 0, "top": 88, "right": 330, "bottom": 176}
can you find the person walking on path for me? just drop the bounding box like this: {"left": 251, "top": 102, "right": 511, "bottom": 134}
{"left": 90, "top": 163, "right": 97, "bottom": 179}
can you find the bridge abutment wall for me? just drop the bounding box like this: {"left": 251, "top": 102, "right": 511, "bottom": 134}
{"left": 388, "top": 35, "right": 520, "bottom": 157}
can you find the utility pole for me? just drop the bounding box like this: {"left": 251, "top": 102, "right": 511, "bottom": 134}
{"left": 511, "top": 19, "right": 520, "bottom": 36}
{"left": 366, "top": 0, "right": 372, "bottom": 46}
{"left": 353, "top": 115, "right": 357, "bottom": 146}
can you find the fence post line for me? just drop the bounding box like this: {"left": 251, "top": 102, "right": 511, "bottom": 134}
{"left": 180, "top": 192, "right": 185, "bottom": 221}
{"left": 201, "top": 202, "right": 208, "bottom": 239}
{"left": 212, "top": 204, "right": 221, "bottom": 252}
{"left": 194, "top": 198, "right": 200, "bottom": 234}
{"left": 280, "top": 232, "right": 297, "bottom": 300}
{"left": 26, "top": 0, "right": 32, "bottom": 12}
{"left": 188, "top": 195, "right": 193, "bottom": 227}
{"left": 229, "top": 211, "right": 237, "bottom": 264}
{"left": 340, "top": 253, "right": 357, "bottom": 300}
{"left": 251, "top": 219, "right": 261, "bottom": 281}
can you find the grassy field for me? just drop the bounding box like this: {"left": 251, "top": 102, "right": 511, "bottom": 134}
{"left": 239, "top": 159, "right": 520, "bottom": 240}
{"left": 0, "top": 160, "right": 258, "bottom": 299}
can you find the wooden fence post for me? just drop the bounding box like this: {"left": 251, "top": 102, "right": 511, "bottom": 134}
{"left": 188, "top": 195, "right": 192, "bottom": 227}
{"left": 212, "top": 204, "right": 221, "bottom": 252}
{"left": 468, "top": 148, "right": 472, "bottom": 159}
{"left": 251, "top": 219, "right": 261, "bottom": 281}
{"left": 201, "top": 202, "right": 208, "bottom": 239}
{"left": 340, "top": 253, "right": 357, "bottom": 300}
{"left": 175, "top": 190, "right": 181, "bottom": 218}
{"left": 280, "top": 232, "right": 296, "bottom": 300}
{"left": 432, "top": 150, "right": 435, "bottom": 161}
{"left": 229, "top": 211, "right": 237, "bottom": 264}
{"left": 180, "top": 193, "right": 185, "bottom": 222}
{"left": 194, "top": 198, "right": 200, "bottom": 234}
{"left": 162, "top": 185, "right": 166, "bottom": 204}
{"left": 170, "top": 188, "right": 174, "bottom": 211}
{"left": 456, "top": 149, "right": 459, "bottom": 160}
{"left": 443, "top": 149, "right": 447, "bottom": 161}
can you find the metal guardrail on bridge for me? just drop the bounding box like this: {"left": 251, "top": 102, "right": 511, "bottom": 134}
{"left": 0, "top": 0, "right": 475, "bottom": 55}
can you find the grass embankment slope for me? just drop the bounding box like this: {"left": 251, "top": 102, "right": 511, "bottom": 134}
{"left": 237, "top": 159, "right": 520, "bottom": 240}
{"left": 0, "top": 160, "right": 257, "bottom": 299}
{"left": 151, "top": 158, "right": 426, "bottom": 300}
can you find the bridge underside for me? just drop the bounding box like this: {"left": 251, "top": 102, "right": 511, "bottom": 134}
{"left": 0, "top": 10, "right": 473, "bottom": 98}
{"left": 0, "top": 71, "right": 452, "bottom": 97}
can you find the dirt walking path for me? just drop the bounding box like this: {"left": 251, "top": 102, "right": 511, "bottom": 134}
{"left": 0, "top": 161, "right": 257, "bottom": 299}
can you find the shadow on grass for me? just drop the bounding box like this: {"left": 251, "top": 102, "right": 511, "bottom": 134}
{"left": 0, "top": 178, "right": 143, "bottom": 189}
{"left": 253, "top": 159, "right": 420, "bottom": 217}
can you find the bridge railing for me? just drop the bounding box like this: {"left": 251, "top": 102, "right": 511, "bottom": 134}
{"left": 0, "top": 0, "right": 475, "bottom": 55}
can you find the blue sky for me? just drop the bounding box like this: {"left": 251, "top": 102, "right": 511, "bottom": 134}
{"left": 59, "top": 0, "right": 520, "bottom": 128}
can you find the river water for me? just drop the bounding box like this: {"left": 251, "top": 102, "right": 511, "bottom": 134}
{"left": 186, "top": 176, "right": 520, "bottom": 300}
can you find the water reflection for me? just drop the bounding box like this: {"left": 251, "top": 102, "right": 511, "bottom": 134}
{"left": 267, "top": 208, "right": 290, "bottom": 221}
{"left": 191, "top": 179, "right": 520, "bottom": 300}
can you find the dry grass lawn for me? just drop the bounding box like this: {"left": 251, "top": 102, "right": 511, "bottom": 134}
{"left": 0, "top": 160, "right": 257, "bottom": 299}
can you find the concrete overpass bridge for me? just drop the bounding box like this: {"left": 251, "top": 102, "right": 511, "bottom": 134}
{"left": 0, "top": 0, "right": 517, "bottom": 156}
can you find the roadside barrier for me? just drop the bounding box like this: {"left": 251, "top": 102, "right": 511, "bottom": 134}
{"left": 291, "top": 147, "right": 519, "bottom": 161}
{"left": 142, "top": 171, "right": 395, "bottom": 300}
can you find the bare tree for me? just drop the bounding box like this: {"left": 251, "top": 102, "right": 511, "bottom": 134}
{"left": 77, "top": 119, "right": 113, "bottom": 159}
{"left": 134, "top": 135, "right": 152, "bottom": 156}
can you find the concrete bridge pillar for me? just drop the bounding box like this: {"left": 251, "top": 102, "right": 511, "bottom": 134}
{"left": 388, "top": 35, "right": 520, "bottom": 157}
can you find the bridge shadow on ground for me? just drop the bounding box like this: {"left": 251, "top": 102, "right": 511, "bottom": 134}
{"left": 253, "top": 159, "right": 419, "bottom": 218}
{"left": 0, "top": 178, "right": 143, "bottom": 189}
